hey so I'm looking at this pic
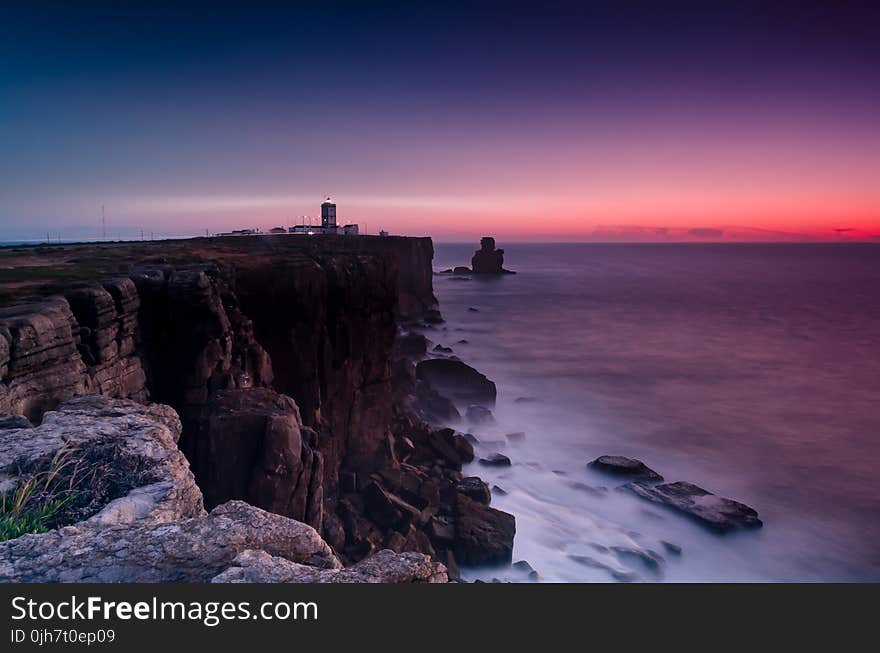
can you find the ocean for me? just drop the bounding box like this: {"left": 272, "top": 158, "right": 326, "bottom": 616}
{"left": 431, "top": 242, "right": 880, "bottom": 582}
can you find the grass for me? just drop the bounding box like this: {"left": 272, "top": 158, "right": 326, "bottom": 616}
{"left": 0, "top": 440, "right": 159, "bottom": 542}
{"left": 0, "top": 446, "right": 82, "bottom": 542}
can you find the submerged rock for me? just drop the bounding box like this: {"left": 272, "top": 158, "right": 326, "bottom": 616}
{"left": 661, "top": 540, "right": 683, "bottom": 556}
{"left": 568, "top": 554, "right": 639, "bottom": 583}
{"left": 624, "top": 481, "right": 762, "bottom": 531}
{"left": 465, "top": 404, "right": 495, "bottom": 425}
{"left": 589, "top": 455, "right": 664, "bottom": 482}
{"left": 568, "top": 481, "right": 608, "bottom": 498}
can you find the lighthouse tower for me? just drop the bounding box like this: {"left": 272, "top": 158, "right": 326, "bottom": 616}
{"left": 321, "top": 197, "right": 337, "bottom": 229}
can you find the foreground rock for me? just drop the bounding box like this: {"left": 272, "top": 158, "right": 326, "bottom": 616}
{"left": 623, "top": 481, "right": 762, "bottom": 531}
{"left": 0, "top": 396, "right": 455, "bottom": 583}
{"left": 0, "top": 394, "right": 202, "bottom": 526}
{"left": 416, "top": 358, "right": 497, "bottom": 405}
{"left": 589, "top": 455, "right": 663, "bottom": 482}
{"left": 213, "top": 549, "right": 447, "bottom": 583}
{"left": 0, "top": 501, "right": 341, "bottom": 583}
{"left": 471, "top": 237, "right": 515, "bottom": 274}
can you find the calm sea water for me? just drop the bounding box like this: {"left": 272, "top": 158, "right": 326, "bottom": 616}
{"left": 431, "top": 243, "right": 880, "bottom": 582}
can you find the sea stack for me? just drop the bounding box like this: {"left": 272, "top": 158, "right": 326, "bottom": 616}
{"left": 471, "top": 237, "right": 514, "bottom": 274}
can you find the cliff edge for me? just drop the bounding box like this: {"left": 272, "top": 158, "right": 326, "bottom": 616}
{"left": 0, "top": 235, "right": 512, "bottom": 582}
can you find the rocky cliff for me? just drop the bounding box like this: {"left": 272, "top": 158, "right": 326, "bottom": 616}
{"left": 0, "top": 235, "right": 511, "bottom": 582}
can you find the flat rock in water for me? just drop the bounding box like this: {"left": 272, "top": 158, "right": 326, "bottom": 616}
{"left": 589, "top": 455, "right": 663, "bottom": 482}
{"left": 623, "top": 481, "right": 762, "bottom": 531}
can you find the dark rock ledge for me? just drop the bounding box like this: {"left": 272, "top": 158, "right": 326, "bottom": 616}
{"left": 589, "top": 455, "right": 761, "bottom": 531}
{"left": 623, "top": 481, "right": 763, "bottom": 532}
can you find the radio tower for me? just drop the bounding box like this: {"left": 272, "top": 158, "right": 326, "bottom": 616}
{"left": 101, "top": 204, "right": 106, "bottom": 240}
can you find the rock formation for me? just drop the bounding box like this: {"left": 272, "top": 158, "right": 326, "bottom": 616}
{"left": 471, "top": 237, "right": 514, "bottom": 274}
{"left": 0, "top": 236, "right": 513, "bottom": 582}
{"left": 623, "top": 481, "right": 762, "bottom": 531}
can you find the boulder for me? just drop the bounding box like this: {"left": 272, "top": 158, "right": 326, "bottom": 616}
{"left": 453, "top": 494, "right": 515, "bottom": 566}
{"left": 0, "top": 501, "right": 340, "bottom": 583}
{"left": 456, "top": 476, "right": 491, "bottom": 504}
{"left": 416, "top": 358, "right": 497, "bottom": 405}
{"left": 623, "top": 481, "right": 762, "bottom": 531}
{"left": 479, "top": 453, "right": 512, "bottom": 467}
{"left": 589, "top": 455, "right": 663, "bottom": 482}
{"left": 505, "top": 431, "right": 526, "bottom": 443}
{"left": 0, "top": 394, "right": 202, "bottom": 528}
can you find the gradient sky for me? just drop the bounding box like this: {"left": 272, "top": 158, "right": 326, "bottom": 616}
{"left": 2, "top": 1, "right": 879, "bottom": 241}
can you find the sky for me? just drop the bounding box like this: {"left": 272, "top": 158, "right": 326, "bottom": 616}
{"left": 1, "top": 1, "right": 879, "bottom": 242}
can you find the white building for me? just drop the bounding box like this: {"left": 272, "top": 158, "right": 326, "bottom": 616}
{"left": 321, "top": 198, "right": 337, "bottom": 229}
{"left": 288, "top": 198, "right": 359, "bottom": 236}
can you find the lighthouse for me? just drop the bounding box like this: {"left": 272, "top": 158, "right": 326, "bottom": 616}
{"left": 321, "top": 198, "right": 337, "bottom": 229}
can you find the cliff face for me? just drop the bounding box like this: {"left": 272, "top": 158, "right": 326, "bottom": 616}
{"left": 0, "top": 235, "right": 512, "bottom": 578}
{"left": 0, "top": 279, "right": 148, "bottom": 422}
